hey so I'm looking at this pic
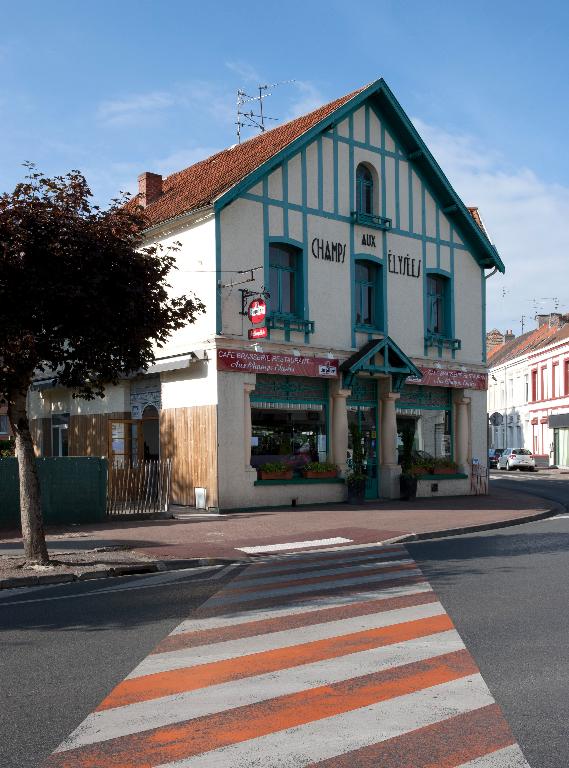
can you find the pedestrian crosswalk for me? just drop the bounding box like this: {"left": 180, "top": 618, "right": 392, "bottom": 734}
{"left": 44, "top": 543, "right": 531, "bottom": 767}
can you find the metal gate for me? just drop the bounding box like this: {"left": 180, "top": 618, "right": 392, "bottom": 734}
{"left": 106, "top": 458, "right": 172, "bottom": 517}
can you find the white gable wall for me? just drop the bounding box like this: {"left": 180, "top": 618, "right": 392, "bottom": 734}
{"left": 217, "top": 98, "right": 486, "bottom": 367}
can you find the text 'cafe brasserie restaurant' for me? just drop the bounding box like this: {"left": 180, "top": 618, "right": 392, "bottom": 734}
{"left": 216, "top": 345, "right": 488, "bottom": 509}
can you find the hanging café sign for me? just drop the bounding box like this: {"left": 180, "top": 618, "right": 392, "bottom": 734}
{"left": 218, "top": 349, "right": 339, "bottom": 378}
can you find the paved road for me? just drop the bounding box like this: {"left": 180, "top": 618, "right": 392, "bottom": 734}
{"left": 28, "top": 543, "right": 526, "bottom": 767}
{"left": 407, "top": 473, "right": 569, "bottom": 768}
{"left": 0, "top": 565, "right": 243, "bottom": 768}
{"left": 2, "top": 473, "right": 566, "bottom": 767}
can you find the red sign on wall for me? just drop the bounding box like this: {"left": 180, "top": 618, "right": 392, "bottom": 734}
{"left": 217, "top": 349, "right": 339, "bottom": 378}
{"left": 247, "top": 299, "right": 266, "bottom": 325}
{"left": 248, "top": 327, "right": 268, "bottom": 340}
{"left": 408, "top": 367, "right": 488, "bottom": 390}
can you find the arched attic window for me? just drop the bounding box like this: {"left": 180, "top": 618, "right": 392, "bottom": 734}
{"left": 356, "top": 164, "right": 374, "bottom": 216}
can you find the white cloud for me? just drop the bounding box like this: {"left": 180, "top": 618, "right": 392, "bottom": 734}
{"left": 153, "top": 146, "right": 221, "bottom": 176}
{"left": 225, "top": 60, "right": 262, "bottom": 84}
{"left": 286, "top": 81, "right": 326, "bottom": 120}
{"left": 97, "top": 91, "right": 176, "bottom": 125}
{"left": 97, "top": 81, "right": 235, "bottom": 129}
{"left": 413, "top": 118, "right": 569, "bottom": 331}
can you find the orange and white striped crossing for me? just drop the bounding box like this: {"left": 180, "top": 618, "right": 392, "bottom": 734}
{"left": 44, "top": 543, "right": 531, "bottom": 767}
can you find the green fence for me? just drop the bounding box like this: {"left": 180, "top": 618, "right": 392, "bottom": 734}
{"left": 0, "top": 457, "right": 108, "bottom": 527}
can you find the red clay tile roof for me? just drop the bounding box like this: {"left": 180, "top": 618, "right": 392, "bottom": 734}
{"left": 467, "top": 207, "right": 489, "bottom": 238}
{"left": 136, "top": 86, "right": 366, "bottom": 228}
{"left": 488, "top": 320, "right": 569, "bottom": 367}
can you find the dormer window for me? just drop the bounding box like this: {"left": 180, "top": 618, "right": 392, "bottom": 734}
{"left": 356, "top": 164, "right": 374, "bottom": 215}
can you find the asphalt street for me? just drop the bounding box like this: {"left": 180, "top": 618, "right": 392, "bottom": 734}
{"left": 408, "top": 472, "right": 569, "bottom": 768}
{"left": 0, "top": 564, "right": 244, "bottom": 768}
{"left": 2, "top": 472, "right": 568, "bottom": 767}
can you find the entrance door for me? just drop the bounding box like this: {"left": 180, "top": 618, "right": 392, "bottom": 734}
{"left": 348, "top": 406, "right": 378, "bottom": 499}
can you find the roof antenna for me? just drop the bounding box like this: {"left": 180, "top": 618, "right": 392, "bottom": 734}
{"left": 236, "top": 80, "right": 296, "bottom": 144}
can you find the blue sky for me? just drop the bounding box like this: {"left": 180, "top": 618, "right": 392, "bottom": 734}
{"left": 2, "top": 0, "right": 568, "bottom": 331}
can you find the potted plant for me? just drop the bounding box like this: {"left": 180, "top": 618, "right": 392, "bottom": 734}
{"left": 399, "top": 425, "right": 418, "bottom": 500}
{"left": 409, "top": 458, "right": 432, "bottom": 476}
{"left": 346, "top": 424, "right": 366, "bottom": 503}
{"left": 431, "top": 458, "right": 459, "bottom": 475}
{"left": 302, "top": 461, "right": 339, "bottom": 479}
{"left": 257, "top": 462, "right": 294, "bottom": 481}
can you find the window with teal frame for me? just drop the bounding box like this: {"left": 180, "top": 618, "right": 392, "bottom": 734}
{"left": 356, "top": 164, "right": 374, "bottom": 215}
{"left": 425, "top": 272, "right": 460, "bottom": 351}
{"left": 355, "top": 259, "right": 383, "bottom": 331}
{"left": 427, "top": 274, "right": 448, "bottom": 336}
{"left": 269, "top": 243, "right": 302, "bottom": 317}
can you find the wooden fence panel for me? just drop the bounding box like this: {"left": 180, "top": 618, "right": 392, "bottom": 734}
{"left": 106, "top": 458, "right": 172, "bottom": 517}
{"left": 160, "top": 405, "right": 218, "bottom": 507}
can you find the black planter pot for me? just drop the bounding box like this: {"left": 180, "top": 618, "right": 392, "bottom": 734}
{"left": 347, "top": 479, "right": 366, "bottom": 504}
{"left": 399, "top": 474, "right": 418, "bottom": 501}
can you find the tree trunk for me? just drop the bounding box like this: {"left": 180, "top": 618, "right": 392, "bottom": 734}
{"left": 8, "top": 389, "right": 49, "bottom": 565}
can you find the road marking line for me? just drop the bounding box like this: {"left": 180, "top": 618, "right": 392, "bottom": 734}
{"left": 207, "top": 564, "right": 419, "bottom": 606}
{"left": 170, "top": 581, "right": 432, "bottom": 635}
{"left": 237, "top": 537, "right": 353, "bottom": 553}
{"left": 96, "top": 614, "right": 454, "bottom": 711}
{"left": 43, "top": 547, "right": 530, "bottom": 768}
{"left": 126, "top": 601, "right": 447, "bottom": 679}
{"left": 141, "top": 676, "right": 496, "bottom": 768}
{"left": 153, "top": 590, "right": 439, "bottom": 654}
{"left": 56, "top": 631, "right": 466, "bottom": 751}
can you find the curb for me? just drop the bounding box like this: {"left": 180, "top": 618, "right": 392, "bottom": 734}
{"left": 2, "top": 501, "right": 564, "bottom": 589}
{"left": 0, "top": 557, "right": 241, "bottom": 591}
{"left": 392, "top": 503, "right": 565, "bottom": 545}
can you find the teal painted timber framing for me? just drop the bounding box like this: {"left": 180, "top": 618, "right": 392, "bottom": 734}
{"left": 213, "top": 78, "right": 504, "bottom": 274}
{"left": 215, "top": 212, "right": 222, "bottom": 334}
{"left": 282, "top": 161, "right": 289, "bottom": 239}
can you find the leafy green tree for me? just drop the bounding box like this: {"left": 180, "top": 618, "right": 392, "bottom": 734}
{"left": 0, "top": 166, "right": 204, "bottom": 564}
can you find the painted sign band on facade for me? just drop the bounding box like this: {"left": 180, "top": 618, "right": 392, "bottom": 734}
{"left": 408, "top": 367, "right": 487, "bottom": 390}
{"left": 218, "top": 349, "right": 339, "bottom": 378}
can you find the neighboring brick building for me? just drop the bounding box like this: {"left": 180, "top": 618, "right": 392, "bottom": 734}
{"left": 487, "top": 313, "right": 569, "bottom": 467}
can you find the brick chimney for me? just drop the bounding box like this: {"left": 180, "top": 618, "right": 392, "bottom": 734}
{"left": 138, "top": 172, "right": 162, "bottom": 207}
{"left": 504, "top": 329, "right": 515, "bottom": 343}
{"left": 486, "top": 329, "right": 505, "bottom": 355}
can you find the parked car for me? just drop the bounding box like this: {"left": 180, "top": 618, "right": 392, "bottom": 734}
{"left": 488, "top": 448, "right": 504, "bottom": 469}
{"left": 497, "top": 448, "right": 536, "bottom": 471}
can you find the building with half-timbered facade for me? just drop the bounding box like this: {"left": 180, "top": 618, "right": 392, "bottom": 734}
{"left": 29, "top": 78, "right": 503, "bottom": 509}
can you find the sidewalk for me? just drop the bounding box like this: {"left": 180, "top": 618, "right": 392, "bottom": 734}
{"left": 0, "top": 486, "right": 562, "bottom": 588}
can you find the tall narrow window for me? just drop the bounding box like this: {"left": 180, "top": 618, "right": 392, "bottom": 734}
{"left": 355, "top": 260, "right": 381, "bottom": 329}
{"left": 269, "top": 243, "right": 301, "bottom": 316}
{"left": 51, "top": 413, "right": 69, "bottom": 457}
{"left": 427, "top": 274, "right": 449, "bottom": 336}
{"left": 356, "top": 164, "right": 374, "bottom": 215}
{"left": 531, "top": 369, "right": 537, "bottom": 401}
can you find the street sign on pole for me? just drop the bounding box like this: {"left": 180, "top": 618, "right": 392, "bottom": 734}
{"left": 248, "top": 326, "right": 268, "bottom": 340}
{"left": 247, "top": 298, "right": 266, "bottom": 325}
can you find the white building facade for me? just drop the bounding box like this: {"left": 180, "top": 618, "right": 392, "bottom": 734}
{"left": 488, "top": 317, "right": 569, "bottom": 467}
{"left": 29, "top": 79, "right": 503, "bottom": 509}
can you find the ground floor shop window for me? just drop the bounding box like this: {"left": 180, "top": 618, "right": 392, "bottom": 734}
{"left": 251, "top": 404, "right": 327, "bottom": 472}
{"left": 554, "top": 428, "right": 569, "bottom": 467}
{"left": 396, "top": 384, "right": 452, "bottom": 462}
